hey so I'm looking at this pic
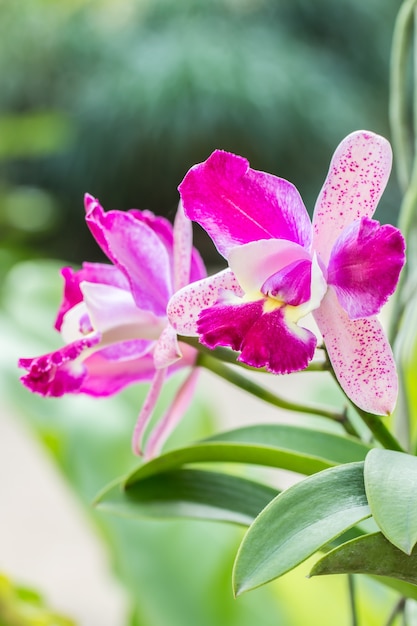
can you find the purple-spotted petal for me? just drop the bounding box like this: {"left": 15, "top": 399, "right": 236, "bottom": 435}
{"left": 84, "top": 194, "right": 172, "bottom": 316}
{"left": 327, "top": 217, "right": 406, "bottom": 318}
{"left": 228, "top": 239, "right": 310, "bottom": 295}
{"left": 179, "top": 150, "right": 312, "bottom": 258}
{"left": 198, "top": 299, "right": 316, "bottom": 374}
{"left": 18, "top": 334, "right": 100, "bottom": 397}
{"left": 167, "top": 268, "right": 243, "bottom": 335}
{"left": 173, "top": 201, "right": 193, "bottom": 292}
{"left": 312, "top": 131, "right": 392, "bottom": 265}
{"left": 153, "top": 325, "right": 183, "bottom": 369}
{"left": 314, "top": 288, "right": 398, "bottom": 415}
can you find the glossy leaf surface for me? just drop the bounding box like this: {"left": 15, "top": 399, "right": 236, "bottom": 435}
{"left": 125, "top": 424, "right": 371, "bottom": 487}
{"left": 233, "top": 462, "right": 370, "bottom": 595}
{"left": 311, "top": 532, "right": 417, "bottom": 598}
{"left": 365, "top": 448, "right": 417, "bottom": 554}
{"left": 96, "top": 469, "right": 278, "bottom": 526}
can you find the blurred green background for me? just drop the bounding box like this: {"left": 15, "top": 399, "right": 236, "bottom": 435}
{"left": 0, "top": 0, "right": 400, "bottom": 270}
{"left": 0, "top": 0, "right": 406, "bottom": 624}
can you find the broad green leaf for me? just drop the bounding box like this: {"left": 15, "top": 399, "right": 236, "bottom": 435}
{"left": 96, "top": 469, "right": 278, "bottom": 526}
{"left": 233, "top": 462, "right": 370, "bottom": 595}
{"left": 125, "top": 424, "right": 371, "bottom": 487}
{"left": 310, "top": 532, "right": 417, "bottom": 598}
{"left": 365, "top": 448, "right": 417, "bottom": 554}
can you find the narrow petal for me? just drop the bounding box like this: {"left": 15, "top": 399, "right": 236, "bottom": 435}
{"left": 228, "top": 239, "right": 310, "bottom": 295}
{"left": 179, "top": 150, "right": 312, "bottom": 258}
{"left": 18, "top": 334, "right": 100, "bottom": 397}
{"left": 144, "top": 367, "right": 200, "bottom": 459}
{"left": 327, "top": 217, "right": 406, "bottom": 318}
{"left": 167, "top": 268, "right": 243, "bottom": 335}
{"left": 198, "top": 300, "right": 317, "bottom": 374}
{"left": 84, "top": 194, "right": 172, "bottom": 316}
{"left": 131, "top": 368, "right": 167, "bottom": 456}
{"left": 173, "top": 200, "right": 193, "bottom": 291}
{"left": 314, "top": 288, "right": 398, "bottom": 415}
{"left": 312, "top": 131, "right": 392, "bottom": 265}
{"left": 153, "top": 325, "right": 183, "bottom": 369}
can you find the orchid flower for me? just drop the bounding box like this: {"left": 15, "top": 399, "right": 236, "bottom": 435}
{"left": 19, "top": 195, "right": 206, "bottom": 457}
{"left": 168, "top": 131, "right": 406, "bottom": 415}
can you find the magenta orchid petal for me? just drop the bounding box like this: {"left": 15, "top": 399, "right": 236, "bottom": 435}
{"left": 327, "top": 217, "right": 406, "bottom": 318}
{"left": 144, "top": 367, "right": 200, "bottom": 459}
{"left": 228, "top": 239, "right": 310, "bottom": 294}
{"left": 179, "top": 150, "right": 312, "bottom": 258}
{"left": 198, "top": 299, "right": 264, "bottom": 352}
{"left": 79, "top": 282, "right": 165, "bottom": 342}
{"left": 197, "top": 299, "right": 316, "bottom": 373}
{"left": 55, "top": 263, "right": 129, "bottom": 331}
{"left": 84, "top": 194, "right": 172, "bottom": 316}
{"left": 314, "top": 288, "right": 398, "bottom": 415}
{"left": 131, "top": 368, "right": 167, "bottom": 456}
{"left": 167, "top": 268, "right": 243, "bottom": 335}
{"left": 79, "top": 349, "right": 156, "bottom": 396}
{"left": 18, "top": 334, "right": 101, "bottom": 397}
{"left": 312, "top": 131, "right": 393, "bottom": 265}
{"left": 261, "top": 259, "right": 312, "bottom": 306}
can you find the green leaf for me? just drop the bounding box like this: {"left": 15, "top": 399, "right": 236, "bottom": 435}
{"left": 310, "top": 532, "right": 417, "bottom": 598}
{"left": 95, "top": 469, "right": 278, "bottom": 526}
{"left": 232, "top": 462, "right": 370, "bottom": 595}
{"left": 125, "top": 424, "right": 371, "bottom": 487}
{"left": 364, "top": 448, "right": 417, "bottom": 554}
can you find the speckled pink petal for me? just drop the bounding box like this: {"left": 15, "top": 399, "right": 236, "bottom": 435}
{"left": 173, "top": 201, "right": 193, "bottom": 291}
{"left": 18, "top": 334, "right": 101, "bottom": 397}
{"left": 314, "top": 288, "right": 398, "bottom": 415}
{"left": 312, "top": 131, "right": 392, "bottom": 265}
{"left": 144, "top": 367, "right": 200, "bottom": 459}
{"left": 228, "top": 239, "right": 310, "bottom": 294}
{"left": 198, "top": 299, "right": 316, "bottom": 374}
{"left": 179, "top": 150, "right": 312, "bottom": 258}
{"left": 328, "top": 217, "right": 406, "bottom": 318}
{"left": 153, "top": 325, "right": 183, "bottom": 369}
{"left": 84, "top": 194, "right": 172, "bottom": 316}
{"left": 131, "top": 368, "right": 167, "bottom": 456}
{"left": 167, "top": 268, "right": 243, "bottom": 335}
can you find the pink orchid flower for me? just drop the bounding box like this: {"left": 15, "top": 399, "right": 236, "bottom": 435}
{"left": 19, "top": 195, "right": 206, "bottom": 457}
{"left": 168, "top": 131, "right": 406, "bottom": 415}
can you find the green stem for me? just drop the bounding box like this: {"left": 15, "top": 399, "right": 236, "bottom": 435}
{"left": 196, "top": 351, "right": 360, "bottom": 437}
{"left": 389, "top": 1, "right": 417, "bottom": 343}
{"left": 384, "top": 597, "right": 406, "bottom": 626}
{"left": 348, "top": 575, "right": 359, "bottom": 626}
{"left": 389, "top": 0, "right": 417, "bottom": 193}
